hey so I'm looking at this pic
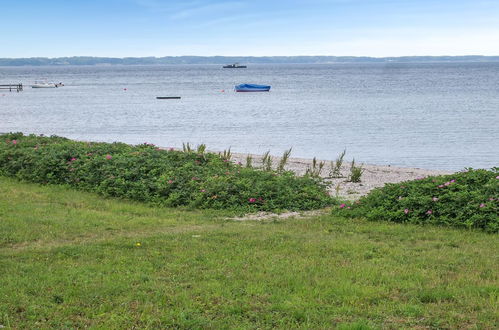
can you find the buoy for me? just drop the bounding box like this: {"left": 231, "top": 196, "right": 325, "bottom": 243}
{"left": 221, "top": 89, "right": 225, "bottom": 92}
{"left": 123, "top": 88, "right": 127, "bottom": 91}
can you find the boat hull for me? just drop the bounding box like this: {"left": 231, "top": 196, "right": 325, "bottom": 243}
{"left": 235, "top": 84, "right": 271, "bottom": 92}
{"left": 223, "top": 63, "right": 247, "bottom": 68}
{"left": 32, "top": 85, "right": 57, "bottom": 88}
{"left": 235, "top": 89, "right": 270, "bottom": 92}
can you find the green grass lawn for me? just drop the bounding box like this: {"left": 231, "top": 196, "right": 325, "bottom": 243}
{"left": 0, "top": 177, "right": 498, "bottom": 329}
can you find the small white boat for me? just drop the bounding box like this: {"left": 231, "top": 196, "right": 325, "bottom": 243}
{"left": 31, "top": 80, "right": 64, "bottom": 88}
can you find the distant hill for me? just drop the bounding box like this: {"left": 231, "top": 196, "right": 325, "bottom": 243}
{"left": 1, "top": 55, "right": 499, "bottom": 66}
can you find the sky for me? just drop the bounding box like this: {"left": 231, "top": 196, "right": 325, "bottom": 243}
{"left": 1, "top": 0, "right": 499, "bottom": 57}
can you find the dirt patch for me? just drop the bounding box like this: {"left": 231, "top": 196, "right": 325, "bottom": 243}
{"left": 229, "top": 209, "right": 328, "bottom": 221}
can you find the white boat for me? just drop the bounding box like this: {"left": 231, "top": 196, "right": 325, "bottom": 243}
{"left": 31, "top": 81, "right": 64, "bottom": 88}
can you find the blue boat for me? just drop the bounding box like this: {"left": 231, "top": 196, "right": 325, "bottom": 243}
{"left": 235, "top": 84, "right": 271, "bottom": 92}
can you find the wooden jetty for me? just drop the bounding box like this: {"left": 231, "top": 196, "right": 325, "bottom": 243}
{"left": 0, "top": 84, "right": 23, "bottom": 92}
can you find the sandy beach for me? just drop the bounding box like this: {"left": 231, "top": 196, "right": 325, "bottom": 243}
{"left": 229, "top": 152, "right": 453, "bottom": 200}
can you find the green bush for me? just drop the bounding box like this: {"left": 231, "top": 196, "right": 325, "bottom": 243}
{"left": 333, "top": 168, "right": 498, "bottom": 232}
{"left": 0, "top": 133, "right": 333, "bottom": 212}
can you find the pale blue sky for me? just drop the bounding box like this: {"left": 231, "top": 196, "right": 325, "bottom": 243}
{"left": 1, "top": 0, "right": 499, "bottom": 57}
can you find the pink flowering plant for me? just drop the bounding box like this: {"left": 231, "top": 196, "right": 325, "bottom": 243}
{"left": 0, "top": 133, "right": 334, "bottom": 212}
{"left": 333, "top": 167, "right": 498, "bottom": 232}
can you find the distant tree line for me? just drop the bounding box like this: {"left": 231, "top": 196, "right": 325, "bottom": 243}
{"left": 1, "top": 55, "right": 499, "bottom": 66}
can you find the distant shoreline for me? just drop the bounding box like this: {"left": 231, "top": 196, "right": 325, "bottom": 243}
{"left": 1, "top": 55, "right": 499, "bottom": 66}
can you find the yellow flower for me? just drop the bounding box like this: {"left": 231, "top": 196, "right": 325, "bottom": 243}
{"left": 135, "top": 242, "right": 141, "bottom": 247}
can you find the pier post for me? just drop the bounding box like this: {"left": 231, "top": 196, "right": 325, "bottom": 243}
{"left": 0, "top": 84, "right": 23, "bottom": 92}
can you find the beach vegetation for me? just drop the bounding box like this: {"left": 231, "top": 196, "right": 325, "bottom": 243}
{"left": 196, "top": 143, "right": 206, "bottom": 154}
{"left": 219, "top": 148, "right": 232, "bottom": 161}
{"left": 306, "top": 157, "right": 325, "bottom": 177}
{"left": 182, "top": 142, "right": 192, "bottom": 153}
{"left": 329, "top": 149, "right": 346, "bottom": 178}
{"left": 348, "top": 158, "right": 364, "bottom": 183}
{"left": 261, "top": 150, "right": 272, "bottom": 171}
{"left": 0, "top": 133, "right": 332, "bottom": 212}
{"left": 277, "top": 148, "right": 292, "bottom": 173}
{"left": 245, "top": 154, "right": 253, "bottom": 168}
{"left": 334, "top": 168, "right": 499, "bottom": 232}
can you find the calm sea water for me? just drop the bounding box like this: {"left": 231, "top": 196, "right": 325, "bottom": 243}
{"left": 1, "top": 63, "right": 498, "bottom": 170}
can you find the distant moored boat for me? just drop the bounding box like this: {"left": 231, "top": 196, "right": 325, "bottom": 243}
{"left": 235, "top": 84, "right": 271, "bottom": 92}
{"left": 31, "top": 80, "right": 64, "bottom": 88}
{"left": 223, "top": 63, "right": 247, "bottom": 68}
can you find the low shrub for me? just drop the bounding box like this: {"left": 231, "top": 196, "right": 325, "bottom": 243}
{"left": 333, "top": 168, "right": 498, "bottom": 232}
{"left": 0, "top": 133, "right": 333, "bottom": 212}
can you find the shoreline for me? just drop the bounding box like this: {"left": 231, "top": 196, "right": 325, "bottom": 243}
{"left": 228, "top": 151, "right": 453, "bottom": 200}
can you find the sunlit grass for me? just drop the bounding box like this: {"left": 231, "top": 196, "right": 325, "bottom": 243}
{"left": 0, "top": 177, "right": 497, "bottom": 329}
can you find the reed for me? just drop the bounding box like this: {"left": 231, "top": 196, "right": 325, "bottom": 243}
{"left": 277, "top": 148, "right": 292, "bottom": 173}
{"left": 245, "top": 155, "right": 253, "bottom": 168}
{"left": 196, "top": 143, "right": 206, "bottom": 154}
{"left": 329, "top": 149, "right": 346, "bottom": 178}
{"left": 306, "top": 157, "right": 325, "bottom": 177}
{"left": 261, "top": 151, "right": 272, "bottom": 171}
{"left": 182, "top": 142, "right": 192, "bottom": 153}
{"left": 219, "top": 148, "right": 232, "bottom": 161}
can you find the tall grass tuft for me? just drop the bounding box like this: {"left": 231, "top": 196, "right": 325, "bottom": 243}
{"left": 219, "top": 148, "right": 232, "bottom": 161}
{"left": 182, "top": 142, "right": 192, "bottom": 153}
{"left": 329, "top": 149, "right": 346, "bottom": 178}
{"left": 306, "top": 157, "right": 325, "bottom": 177}
{"left": 277, "top": 148, "right": 292, "bottom": 173}
{"left": 196, "top": 144, "right": 206, "bottom": 154}
{"left": 348, "top": 158, "right": 364, "bottom": 183}
{"left": 261, "top": 151, "right": 273, "bottom": 171}
{"left": 245, "top": 155, "right": 253, "bottom": 168}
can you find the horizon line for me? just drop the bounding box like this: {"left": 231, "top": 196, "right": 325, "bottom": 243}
{"left": 3, "top": 54, "right": 499, "bottom": 59}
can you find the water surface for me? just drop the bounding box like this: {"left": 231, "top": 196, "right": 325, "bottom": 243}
{"left": 1, "top": 63, "right": 498, "bottom": 170}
